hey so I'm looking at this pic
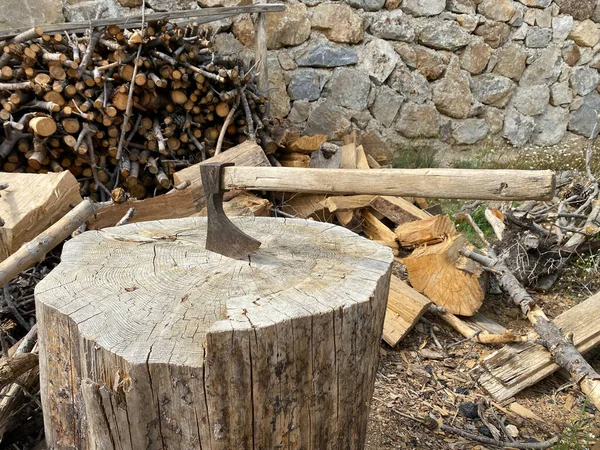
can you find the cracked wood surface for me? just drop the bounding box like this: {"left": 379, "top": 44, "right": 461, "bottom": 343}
{"left": 36, "top": 217, "right": 393, "bottom": 449}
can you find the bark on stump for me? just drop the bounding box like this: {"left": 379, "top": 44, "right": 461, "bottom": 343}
{"left": 35, "top": 217, "right": 393, "bottom": 450}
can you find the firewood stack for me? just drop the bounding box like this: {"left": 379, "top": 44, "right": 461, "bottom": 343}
{"left": 0, "top": 22, "right": 271, "bottom": 200}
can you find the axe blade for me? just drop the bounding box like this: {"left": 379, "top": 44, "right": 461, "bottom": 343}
{"left": 200, "top": 162, "right": 262, "bottom": 259}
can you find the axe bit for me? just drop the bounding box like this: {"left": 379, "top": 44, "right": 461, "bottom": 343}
{"left": 200, "top": 162, "right": 261, "bottom": 259}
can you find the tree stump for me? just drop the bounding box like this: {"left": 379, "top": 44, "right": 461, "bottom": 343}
{"left": 36, "top": 217, "right": 393, "bottom": 450}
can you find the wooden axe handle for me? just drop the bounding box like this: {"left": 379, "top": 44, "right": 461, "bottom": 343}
{"left": 220, "top": 167, "right": 556, "bottom": 201}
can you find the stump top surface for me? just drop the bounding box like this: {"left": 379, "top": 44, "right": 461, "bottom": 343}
{"left": 36, "top": 217, "right": 392, "bottom": 366}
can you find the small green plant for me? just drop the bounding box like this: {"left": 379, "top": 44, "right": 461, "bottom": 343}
{"left": 553, "top": 399, "right": 597, "bottom": 450}
{"left": 392, "top": 146, "right": 440, "bottom": 169}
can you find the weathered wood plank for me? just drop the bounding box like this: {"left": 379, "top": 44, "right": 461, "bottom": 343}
{"left": 474, "top": 290, "right": 600, "bottom": 401}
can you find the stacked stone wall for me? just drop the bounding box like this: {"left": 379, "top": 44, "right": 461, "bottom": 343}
{"left": 5, "top": 0, "right": 600, "bottom": 163}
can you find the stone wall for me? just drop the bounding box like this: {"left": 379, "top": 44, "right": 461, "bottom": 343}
{"left": 4, "top": 0, "right": 600, "bottom": 164}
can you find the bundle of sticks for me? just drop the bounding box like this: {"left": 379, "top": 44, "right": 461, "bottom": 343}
{"left": 0, "top": 20, "right": 272, "bottom": 200}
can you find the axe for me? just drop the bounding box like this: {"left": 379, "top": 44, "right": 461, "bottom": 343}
{"left": 200, "top": 163, "right": 555, "bottom": 259}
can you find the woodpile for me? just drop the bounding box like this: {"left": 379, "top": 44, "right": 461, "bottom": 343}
{"left": 0, "top": 20, "right": 273, "bottom": 201}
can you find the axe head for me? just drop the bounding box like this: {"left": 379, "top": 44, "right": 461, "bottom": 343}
{"left": 200, "top": 162, "right": 262, "bottom": 259}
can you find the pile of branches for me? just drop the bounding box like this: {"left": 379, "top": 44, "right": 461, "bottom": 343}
{"left": 0, "top": 20, "right": 272, "bottom": 200}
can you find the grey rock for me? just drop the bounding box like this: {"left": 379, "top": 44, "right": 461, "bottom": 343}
{"left": 312, "top": 3, "right": 364, "bottom": 44}
{"left": 533, "top": 105, "right": 569, "bottom": 145}
{"left": 288, "top": 100, "right": 314, "bottom": 123}
{"left": 493, "top": 43, "right": 528, "bottom": 80}
{"left": 447, "top": 0, "right": 476, "bottom": 14}
{"left": 550, "top": 81, "right": 573, "bottom": 106}
{"left": 503, "top": 107, "right": 536, "bottom": 147}
{"left": 516, "top": 0, "right": 551, "bottom": 7}
{"left": 269, "top": 70, "right": 292, "bottom": 119}
{"left": 472, "top": 73, "right": 515, "bottom": 108}
{"left": 212, "top": 33, "right": 254, "bottom": 68}
{"left": 393, "top": 42, "right": 417, "bottom": 68}
{"left": 63, "top": 0, "right": 147, "bottom": 22}
{"left": 371, "top": 85, "right": 404, "bottom": 127}
{"left": 401, "top": 0, "right": 445, "bottom": 17}
{"left": 460, "top": 41, "right": 492, "bottom": 75}
{"left": 326, "top": 68, "right": 372, "bottom": 110}
{"left": 360, "top": 38, "right": 399, "bottom": 85}
{"left": 593, "top": 3, "right": 600, "bottom": 23}
{"left": 296, "top": 42, "right": 358, "bottom": 68}
{"left": 570, "top": 66, "right": 600, "bottom": 96}
{"left": 512, "top": 84, "right": 550, "bottom": 116}
{"left": 562, "top": 42, "right": 581, "bottom": 66}
{"left": 568, "top": 91, "right": 600, "bottom": 138}
{"left": 552, "top": 15, "right": 574, "bottom": 41}
{"left": 396, "top": 103, "right": 440, "bottom": 138}
{"left": 456, "top": 13, "right": 479, "bottom": 32}
{"left": 554, "top": 0, "right": 596, "bottom": 20}
{"left": 414, "top": 45, "right": 447, "bottom": 80}
{"left": 524, "top": 7, "right": 537, "bottom": 24}
{"left": 481, "top": 106, "right": 505, "bottom": 134}
{"left": 370, "top": 11, "right": 415, "bottom": 42}
{"left": 305, "top": 101, "right": 352, "bottom": 139}
{"left": 344, "top": 0, "right": 386, "bottom": 12}
{"left": 570, "top": 96, "right": 585, "bottom": 111}
{"left": 2, "top": 0, "right": 63, "bottom": 28}
{"left": 510, "top": 3, "right": 525, "bottom": 26}
{"left": 478, "top": 0, "right": 517, "bottom": 22}
{"left": 388, "top": 61, "right": 432, "bottom": 104}
{"left": 266, "top": 4, "right": 311, "bottom": 50}
{"left": 512, "top": 23, "right": 529, "bottom": 40}
{"left": 278, "top": 53, "right": 297, "bottom": 71}
{"left": 418, "top": 20, "right": 471, "bottom": 51}
{"left": 525, "top": 27, "right": 552, "bottom": 47}
{"left": 520, "top": 45, "right": 562, "bottom": 86}
{"left": 568, "top": 19, "right": 600, "bottom": 47}
{"left": 474, "top": 21, "right": 511, "bottom": 49}
{"left": 432, "top": 57, "right": 473, "bottom": 119}
{"left": 535, "top": 8, "right": 552, "bottom": 27}
{"left": 288, "top": 70, "right": 324, "bottom": 101}
{"left": 147, "top": 0, "right": 196, "bottom": 9}
{"left": 452, "top": 118, "right": 489, "bottom": 144}
{"left": 352, "top": 110, "right": 374, "bottom": 129}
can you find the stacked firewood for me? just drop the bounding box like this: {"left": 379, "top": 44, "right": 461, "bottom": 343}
{"left": 0, "top": 22, "right": 271, "bottom": 200}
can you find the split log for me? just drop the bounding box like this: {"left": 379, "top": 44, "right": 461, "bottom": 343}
{"left": 395, "top": 215, "right": 456, "bottom": 247}
{"left": 284, "top": 134, "right": 327, "bottom": 154}
{"left": 280, "top": 194, "right": 332, "bottom": 221}
{"left": 198, "top": 191, "right": 271, "bottom": 217}
{"left": 0, "top": 172, "right": 83, "bottom": 261}
{"left": 36, "top": 217, "right": 393, "bottom": 449}
{"left": 278, "top": 152, "right": 311, "bottom": 168}
{"left": 321, "top": 195, "right": 376, "bottom": 213}
{"left": 361, "top": 209, "right": 399, "bottom": 255}
{"left": 403, "top": 235, "right": 487, "bottom": 316}
{"left": 86, "top": 188, "right": 196, "bottom": 229}
{"left": 474, "top": 290, "right": 600, "bottom": 402}
{"left": 383, "top": 275, "right": 431, "bottom": 347}
{"left": 369, "top": 196, "right": 431, "bottom": 225}
{"left": 173, "top": 141, "right": 270, "bottom": 210}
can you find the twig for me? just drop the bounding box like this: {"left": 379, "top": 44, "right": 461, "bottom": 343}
{"left": 3, "top": 285, "right": 30, "bottom": 331}
{"left": 86, "top": 132, "right": 111, "bottom": 197}
{"left": 238, "top": 85, "right": 255, "bottom": 141}
{"left": 77, "top": 28, "right": 103, "bottom": 75}
{"left": 215, "top": 97, "right": 239, "bottom": 156}
{"left": 454, "top": 212, "right": 490, "bottom": 247}
{"left": 115, "top": 208, "right": 135, "bottom": 226}
{"left": 586, "top": 116, "right": 598, "bottom": 183}
{"left": 166, "top": 180, "right": 190, "bottom": 194}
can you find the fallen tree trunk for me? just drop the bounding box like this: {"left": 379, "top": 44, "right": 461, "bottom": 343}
{"left": 463, "top": 248, "right": 600, "bottom": 409}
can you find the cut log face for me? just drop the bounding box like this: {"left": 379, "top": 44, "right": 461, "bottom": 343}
{"left": 402, "top": 235, "right": 486, "bottom": 316}
{"left": 36, "top": 217, "right": 393, "bottom": 450}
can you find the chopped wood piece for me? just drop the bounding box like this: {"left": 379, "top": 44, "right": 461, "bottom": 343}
{"left": 280, "top": 194, "right": 332, "bottom": 221}
{"left": 383, "top": 275, "right": 431, "bottom": 347}
{"left": 366, "top": 154, "right": 380, "bottom": 169}
{"left": 0, "top": 172, "right": 83, "bottom": 261}
{"left": 369, "top": 196, "right": 431, "bottom": 225}
{"left": 474, "top": 290, "right": 600, "bottom": 402}
{"left": 198, "top": 192, "right": 271, "bottom": 217}
{"left": 172, "top": 141, "right": 270, "bottom": 210}
{"left": 278, "top": 152, "right": 311, "bottom": 168}
{"left": 28, "top": 116, "right": 56, "bottom": 137}
{"left": 284, "top": 134, "right": 327, "bottom": 154}
{"left": 403, "top": 235, "right": 486, "bottom": 316}
{"left": 362, "top": 209, "right": 399, "bottom": 255}
{"left": 87, "top": 188, "right": 196, "bottom": 230}
{"left": 335, "top": 210, "right": 362, "bottom": 232}
{"left": 355, "top": 145, "right": 369, "bottom": 169}
{"left": 321, "top": 195, "right": 376, "bottom": 213}
{"left": 340, "top": 142, "right": 357, "bottom": 169}
{"left": 395, "top": 215, "right": 456, "bottom": 247}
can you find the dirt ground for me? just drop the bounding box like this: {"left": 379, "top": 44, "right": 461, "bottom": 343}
{"left": 365, "top": 280, "right": 600, "bottom": 450}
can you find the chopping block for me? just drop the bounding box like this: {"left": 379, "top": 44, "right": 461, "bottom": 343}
{"left": 36, "top": 216, "right": 393, "bottom": 450}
